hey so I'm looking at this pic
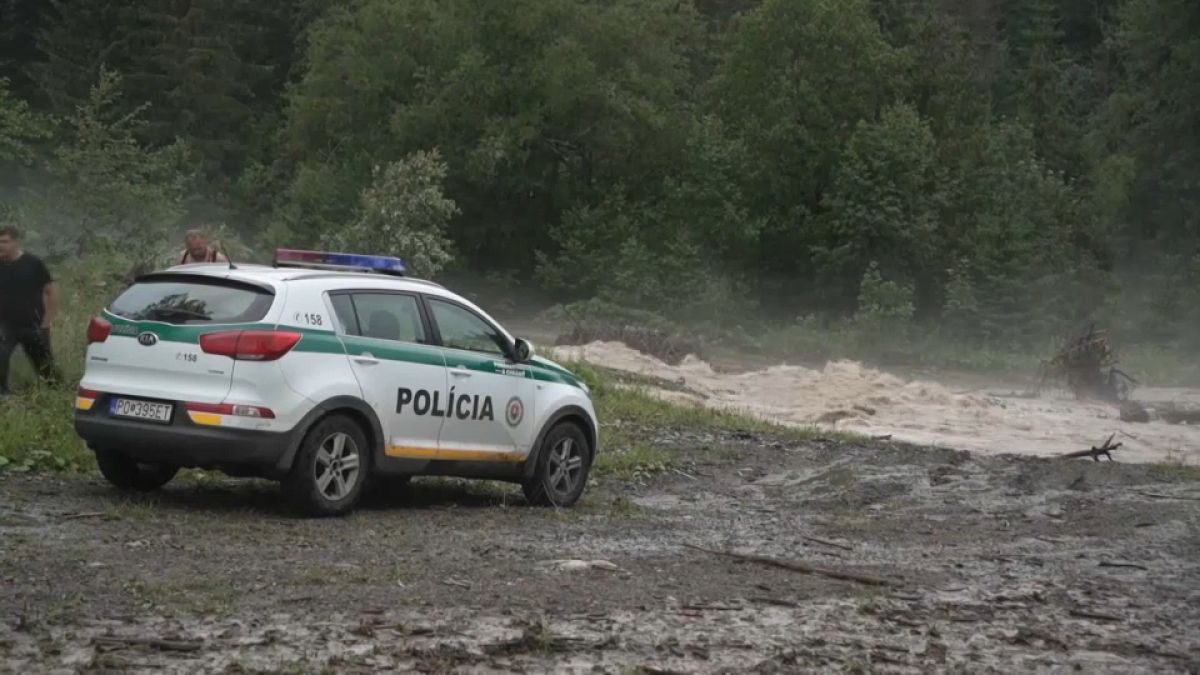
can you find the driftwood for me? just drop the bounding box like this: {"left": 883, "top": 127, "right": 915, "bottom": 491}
{"left": 59, "top": 511, "right": 107, "bottom": 521}
{"left": 1135, "top": 491, "right": 1200, "bottom": 502}
{"left": 1062, "top": 434, "right": 1122, "bottom": 461}
{"left": 684, "top": 544, "right": 897, "bottom": 588}
{"left": 1069, "top": 608, "right": 1123, "bottom": 622}
{"left": 93, "top": 636, "right": 203, "bottom": 653}
{"left": 1098, "top": 561, "right": 1149, "bottom": 571}
{"left": 800, "top": 535, "right": 853, "bottom": 552}
{"left": 1040, "top": 324, "right": 1136, "bottom": 401}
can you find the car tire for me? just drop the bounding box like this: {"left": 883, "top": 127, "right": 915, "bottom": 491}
{"left": 523, "top": 422, "right": 591, "bottom": 507}
{"left": 95, "top": 449, "right": 179, "bottom": 492}
{"left": 283, "top": 414, "right": 370, "bottom": 517}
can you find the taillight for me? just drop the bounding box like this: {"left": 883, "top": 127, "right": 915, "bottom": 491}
{"left": 87, "top": 317, "right": 112, "bottom": 344}
{"left": 76, "top": 387, "right": 100, "bottom": 411}
{"left": 199, "top": 330, "right": 302, "bottom": 361}
{"left": 185, "top": 401, "right": 276, "bottom": 419}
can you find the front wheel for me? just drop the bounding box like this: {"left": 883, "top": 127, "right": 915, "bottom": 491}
{"left": 283, "top": 414, "right": 369, "bottom": 517}
{"left": 95, "top": 449, "right": 178, "bottom": 492}
{"left": 523, "top": 423, "right": 591, "bottom": 507}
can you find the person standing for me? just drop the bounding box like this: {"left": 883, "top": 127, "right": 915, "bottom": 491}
{"left": 178, "top": 229, "right": 227, "bottom": 264}
{"left": 0, "top": 226, "right": 60, "bottom": 396}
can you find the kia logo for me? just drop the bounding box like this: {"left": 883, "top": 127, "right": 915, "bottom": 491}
{"left": 137, "top": 332, "right": 159, "bottom": 346}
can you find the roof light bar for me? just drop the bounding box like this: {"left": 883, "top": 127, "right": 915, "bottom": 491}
{"left": 273, "top": 248, "right": 407, "bottom": 276}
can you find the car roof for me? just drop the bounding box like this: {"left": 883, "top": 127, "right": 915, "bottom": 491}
{"left": 158, "top": 263, "right": 447, "bottom": 293}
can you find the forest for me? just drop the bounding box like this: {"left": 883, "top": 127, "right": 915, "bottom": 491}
{"left": 1, "top": 0, "right": 1197, "bottom": 360}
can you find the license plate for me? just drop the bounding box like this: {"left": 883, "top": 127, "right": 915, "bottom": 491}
{"left": 109, "top": 398, "right": 174, "bottom": 424}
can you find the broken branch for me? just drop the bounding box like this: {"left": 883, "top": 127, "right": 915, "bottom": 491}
{"left": 800, "top": 535, "right": 853, "bottom": 552}
{"left": 93, "top": 636, "right": 203, "bottom": 653}
{"left": 1098, "top": 561, "right": 1149, "bottom": 571}
{"left": 683, "top": 544, "right": 898, "bottom": 588}
{"left": 1069, "top": 608, "right": 1123, "bottom": 622}
{"left": 1062, "top": 434, "right": 1121, "bottom": 461}
{"left": 60, "top": 511, "right": 107, "bottom": 521}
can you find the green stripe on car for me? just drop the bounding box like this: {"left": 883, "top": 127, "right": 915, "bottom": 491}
{"left": 102, "top": 311, "right": 583, "bottom": 388}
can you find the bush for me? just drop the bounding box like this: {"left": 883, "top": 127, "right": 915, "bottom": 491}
{"left": 323, "top": 150, "right": 457, "bottom": 278}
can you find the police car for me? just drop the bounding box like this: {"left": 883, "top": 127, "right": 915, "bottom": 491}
{"left": 74, "top": 249, "right": 598, "bottom": 516}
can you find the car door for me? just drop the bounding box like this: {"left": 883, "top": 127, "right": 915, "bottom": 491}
{"left": 330, "top": 291, "right": 447, "bottom": 459}
{"left": 424, "top": 296, "right": 536, "bottom": 462}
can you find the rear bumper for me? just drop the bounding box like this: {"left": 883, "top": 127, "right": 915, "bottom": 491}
{"left": 75, "top": 405, "right": 299, "bottom": 469}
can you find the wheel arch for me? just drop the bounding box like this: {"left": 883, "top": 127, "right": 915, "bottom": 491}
{"left": 522, "top": 405, "right": 598, "bottom": 480}
{"left": 274, "top": 396, "right": 385, "bottom": 474}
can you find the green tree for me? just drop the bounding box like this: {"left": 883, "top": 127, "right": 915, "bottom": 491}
{"left": 34, "top": 0, "right": 306, "bottom": 182}
{"left": 283, "top": 0, "right": 702, "bottom": 273}
{"left": 815, "top": 104, "right": 944, "bottom": 311}
{"left": 0, "top": 77, "right": 48, "bottom": 167}
{"left": 39, "top": 67, "right": 189, "bottom": 262}
{"left": 324, "top": 150, "right": 457, "bottom": 279}
{"left": 707, "top": 0, "right": 909, "bottom": 288}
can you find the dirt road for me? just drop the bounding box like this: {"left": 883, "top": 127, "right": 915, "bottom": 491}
{"left": 3, "top": 425, "right": 1199, "bottom": 673}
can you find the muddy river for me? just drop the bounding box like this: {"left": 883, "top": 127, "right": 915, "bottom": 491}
{"left": 552, "top": 341, "right": 1200, "bottom": 465}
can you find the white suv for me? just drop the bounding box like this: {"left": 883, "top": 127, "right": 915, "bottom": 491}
{"left": 74, "top": 249, "right": 598, "bottom": 516}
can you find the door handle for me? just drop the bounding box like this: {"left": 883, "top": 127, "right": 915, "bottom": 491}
{"left": 450, "top": 367, "right": 473, "bottom": 378}
{"left": 354, "top": 352, "right": 379, "bottom": 365}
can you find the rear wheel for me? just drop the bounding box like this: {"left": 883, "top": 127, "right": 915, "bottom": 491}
{"left": 523, "top": 423, "right": 591, "bottom": 507}
{"left": 95, "top": 449, "right": 178, "bottom": 492}
{"left": 283, "top": 414, "right": 369, "bottom": 517}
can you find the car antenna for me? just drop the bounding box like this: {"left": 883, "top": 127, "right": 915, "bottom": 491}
{"left": 218, "top": 241, "right": 237, "bottom": 270}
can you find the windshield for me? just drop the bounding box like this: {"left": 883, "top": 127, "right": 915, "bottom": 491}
{"left": 108, "top": 278, "right": 275, "bottom": 325}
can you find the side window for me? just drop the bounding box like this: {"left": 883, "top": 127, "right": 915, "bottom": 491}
{"left": 329, "top": 294, "right": 359, "bottom": 335}
{"left": 427, "top": 298, "right": 507, "bottom": 355}
{"left": 348, "top": 293, "right": 427, "bottom": 344}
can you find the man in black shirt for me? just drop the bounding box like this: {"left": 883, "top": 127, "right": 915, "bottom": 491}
{"left": 0, "top": 226, "right": 60, "bottom": 396}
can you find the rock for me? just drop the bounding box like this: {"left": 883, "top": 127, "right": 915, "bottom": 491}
{"left": 1119, "top": 401, "right": 1150, "bottom": 423}
{"left": 542, "top": 560, "right": 620, "bottom": 572}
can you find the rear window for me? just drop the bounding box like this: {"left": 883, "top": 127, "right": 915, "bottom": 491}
{"left": 109, "top": 277, "right": 275, "bottom": 325}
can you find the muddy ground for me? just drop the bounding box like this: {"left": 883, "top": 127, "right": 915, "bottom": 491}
{"left": 2, "top": 426, "right": 1200, "bottom": 674}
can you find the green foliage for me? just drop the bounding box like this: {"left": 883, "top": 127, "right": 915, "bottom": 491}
{"left": 285, "top": 0, "right": 701, "bottom": 267}
{"left": 856, "top": 262, "right": 915, "bottom": 324}
{"left": 0, "top": 386, "right": 91, "bottom": 472}
{"left": 817, "top": 104, "right": 943, "bottom": 308}
{"left": 33, "top": 0, "right": 307, "bottom": 182}
{"left": 324, "top": 150, "right": 457, "bottom": 278}
{"left": 0, "top": 77, "right": 49, "bottom": 167}
{"left": 708, "top": 0, "right": 908, "bottom": 282}
{"left": 36, "top": 68, "right": 189, "bottom": 263}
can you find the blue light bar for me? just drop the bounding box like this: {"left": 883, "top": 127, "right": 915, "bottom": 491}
{"left": 274, "top": 248, "right": 407, "bottom": 276}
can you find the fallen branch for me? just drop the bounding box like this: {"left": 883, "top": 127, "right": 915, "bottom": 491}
{"left": 1062, "top": 433, "right": 1121, "bottom": 462}
{"left": 750, "top": 596, "right": 799, "bottom": 608}
{"left": 682, "top": 603, "right": 742, "bottom": 611}
{"left": 1098, "top": 561, "right": 1149, "bottom": 571}
{"left": 60, "top": 511, "right": 107, "bottom": 521}
{"left": 683, "top": 544, "right": 898, "bottom": 588}
{"left": 1069, "top": 608, "right": 1123, "bottom": 622}
{"left": 1135, "top": 491, "right": 1200, "bottom": 502}
{"left": 93, "top": 636, "right": 203, "bottom": 653}
{"left": 801, "top": 535, "right": 853, "bottom": 552}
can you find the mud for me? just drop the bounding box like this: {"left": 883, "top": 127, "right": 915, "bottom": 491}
{"left": 553, "top": 341, "right": 1200, "bottom": 465}
{"left": 3, "top": 428, "right": 1199, "bottom": 673}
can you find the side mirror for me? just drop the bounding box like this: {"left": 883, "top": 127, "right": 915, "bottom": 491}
{"left": 513, "top": 338, "right": 535, "bottom": 363}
